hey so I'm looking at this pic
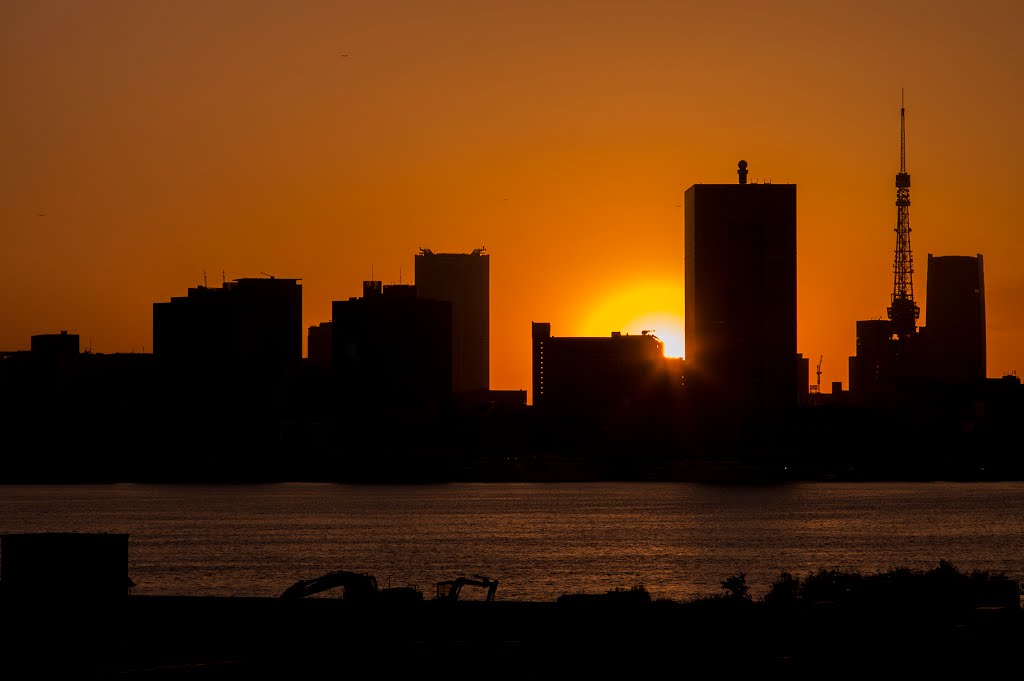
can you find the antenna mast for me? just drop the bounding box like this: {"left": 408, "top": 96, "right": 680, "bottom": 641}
{"left": 887, "top": 91, "right": 920, "bottom": 340}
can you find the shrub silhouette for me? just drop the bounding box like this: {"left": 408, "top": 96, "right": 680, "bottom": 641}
{"left": 759, "top": 560, "right": 1018, "bottom": 611}
{"left": 720, "top": 573, "right": 751, "bottom": 601}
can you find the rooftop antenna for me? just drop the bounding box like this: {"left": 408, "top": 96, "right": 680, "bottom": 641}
{"left": 203, "top": 270, "right": 208, "bottom": 287}
{"left": 222, "top": 270, "right": 226, "bottom": 286}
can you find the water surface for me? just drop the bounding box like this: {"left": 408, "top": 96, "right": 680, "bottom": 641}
{"left": 1, "top": 482, "right": 1021, "bottom": 602}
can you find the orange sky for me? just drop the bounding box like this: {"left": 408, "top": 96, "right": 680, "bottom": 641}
{"left": 3, "top": 1, "right": 1023, "bottom": 400}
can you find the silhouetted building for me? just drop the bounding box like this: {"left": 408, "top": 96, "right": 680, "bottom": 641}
{"left": 307, "top": 321, "right": 333, "bottom": 369}
{"left": 332, "top": 281, "right": 452, "bottom": 409}
{"left": 323, "top": 281, "right": 456, "bottom": 481}
{"left": 415, "top": 248, "right": 489, "bottom": 395}
{"left": 153, "top": 276, "right": 302, "bottom": 383}
{"left": 0, "top": 327, "right": 163, "bottom": 480}
{"left": 532, "top": 323, "right": 684, "bottom": 456}
{"left": 849, "top": 319, "right": 895, "bottom": 405}
{"left": 25, "top": 330, "right": 80, "bottom": 394}
{"left": 921, "top": 254, "right": 986, "bottom": 387}
{"left": 148, "top": 276, "right": 303, "bottom": 473}
{"left": 0, "top": 532, "right": 132, "bottom": 601}
{"left": 30, "top": 330, "right": 80, "bottom": 364}
{"left": 684, "top": 161, "right": 800, "bottom": 430}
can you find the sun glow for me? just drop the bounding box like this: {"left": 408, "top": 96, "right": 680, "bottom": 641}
{"left": 625, "top": 313, "right": 685, "bottom": 358}
{"left": 582, "top": 282, "right": 685, "bottom": 358}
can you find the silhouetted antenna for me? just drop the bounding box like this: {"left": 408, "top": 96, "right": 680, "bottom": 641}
{"left": 900, "top": 88, "right": 906, "bottom": 172}
{"left": 222, "top": 270, "right": 226, "bottom": 285}
{"left": 203, "top": 270, "right": 207, "bottom": 287}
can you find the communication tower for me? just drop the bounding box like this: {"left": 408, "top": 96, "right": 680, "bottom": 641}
{"left": 887, "top": 92, "right": 920, "bottom": 340}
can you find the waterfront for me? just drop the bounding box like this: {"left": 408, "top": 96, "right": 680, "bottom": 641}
{"left": 1, "top": 481, "right": 1022, "bottom": 603}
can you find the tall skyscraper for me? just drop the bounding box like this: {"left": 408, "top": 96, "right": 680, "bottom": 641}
{"left": 684, "top": 160, "right": 799, "bottom": 425}
{"left": 414, "top": 248, "right": 489, "bottom": 395}
{"left": 922, "top": 254, "right": 986, "bottom": 386}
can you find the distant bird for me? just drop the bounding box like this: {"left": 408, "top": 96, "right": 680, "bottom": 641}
{"left": 36, "top": 213, "right": 47, "bottom": 217}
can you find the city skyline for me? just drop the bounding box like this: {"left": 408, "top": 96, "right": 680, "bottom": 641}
{"left": 3, "top": 2, "right": 1023, "bottom": 397}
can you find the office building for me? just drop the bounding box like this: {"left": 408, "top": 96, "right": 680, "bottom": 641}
{"left": 921, "top": 254, "right": 986, "bottom": 386}
{"left": 684, "top": 161, "right": 799, "bottom": 423}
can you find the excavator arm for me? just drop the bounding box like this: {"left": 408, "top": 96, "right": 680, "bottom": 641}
{"left": 435, "top": 574, "right": 499, "bottom": 602}
{"left": 280, "top": 570, "right": 379, "bottom": 600}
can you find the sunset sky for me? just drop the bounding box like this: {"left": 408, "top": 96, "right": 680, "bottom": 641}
{"left": 2, "top": 1, "right": 1022, "bottom": 399}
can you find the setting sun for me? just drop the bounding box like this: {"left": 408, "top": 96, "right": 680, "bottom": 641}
{"left": 624, "top": 313, "right": 685, "bottom": 358}
{"left": 582, "top": 282, "right": 685, "bottom": 358}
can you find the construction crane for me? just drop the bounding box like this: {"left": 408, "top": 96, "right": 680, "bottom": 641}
{"left": 810, "top": 356, "right": 823, "bottom": 394}
{"left": 435, "top": 574, "right": 499, "bottom": 602}
{"left": 886, "top": 91, "right": 920, "bottom": 341}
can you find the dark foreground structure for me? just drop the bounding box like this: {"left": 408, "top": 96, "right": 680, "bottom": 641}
{"left": 2, "top": 585, "right": 1020, "bottom": 678}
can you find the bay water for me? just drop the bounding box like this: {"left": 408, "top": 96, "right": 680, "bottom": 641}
{"left": 1, "top": 481, "right": 1021, "bottom": 603}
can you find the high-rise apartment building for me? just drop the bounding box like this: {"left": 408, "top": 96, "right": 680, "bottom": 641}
{"left": 414, "top": 248, "right": 489, "bottom": 395}
{"left": 153, "top": 276, "right": 302, "bottom": 381}
{"left": 332, "top": 281, "right": 452, "bottom": 407}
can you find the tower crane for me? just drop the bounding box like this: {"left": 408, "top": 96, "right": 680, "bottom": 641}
{"left": 810, "top": 356, "right": 823, "bottom": 394}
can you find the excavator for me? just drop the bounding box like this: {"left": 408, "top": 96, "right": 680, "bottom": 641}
{"left": 280, "top": 570, "right": 422, "bottom": 603}
{"left": 434, "top": 574, "right": 499, "bottom": 602}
